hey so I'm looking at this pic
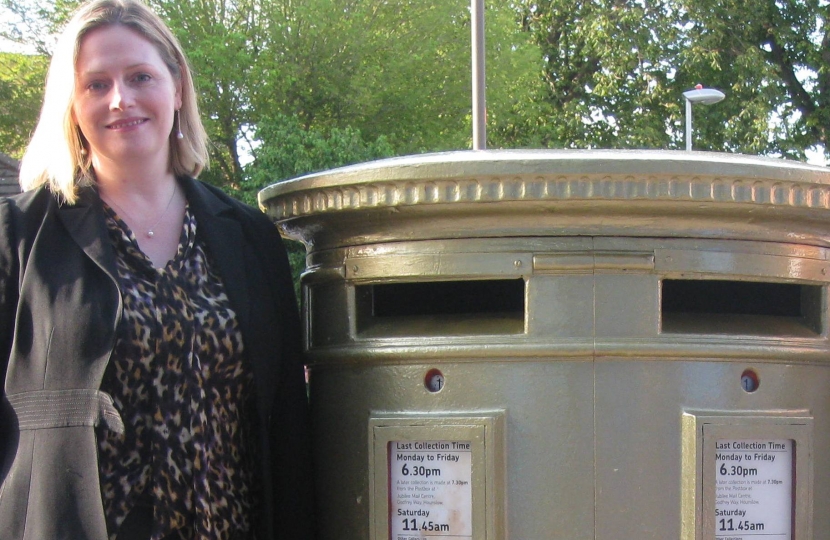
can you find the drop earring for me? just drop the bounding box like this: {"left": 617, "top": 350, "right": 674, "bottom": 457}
{"left": 77, "top": 131, "right": 88, "bottom": 155}
{"left": 175, "top": 110, "right": 184, "bottom": 139}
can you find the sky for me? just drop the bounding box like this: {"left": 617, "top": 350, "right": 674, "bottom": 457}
{"left": 806, "top": 147, "right": 827, "bottom": 167}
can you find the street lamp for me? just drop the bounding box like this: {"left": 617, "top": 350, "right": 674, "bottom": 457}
{"left": 683, "top": 85, "right": 725, "bottom": 151}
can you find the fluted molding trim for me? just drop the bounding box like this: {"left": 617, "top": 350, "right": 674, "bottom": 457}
{"left": 265, "top": 174, "right": 830, "bottom": 221}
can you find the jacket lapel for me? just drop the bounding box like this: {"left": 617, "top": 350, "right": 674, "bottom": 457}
{"left": 57, "top": 188, "right": 119, "bottom": 283}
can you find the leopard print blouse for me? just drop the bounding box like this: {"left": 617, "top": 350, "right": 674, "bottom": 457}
{"left": 95, "top": 202, "right": 260, "bottom": 540}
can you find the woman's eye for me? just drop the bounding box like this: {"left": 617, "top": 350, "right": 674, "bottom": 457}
{"left": 134, "top": 73, "right": 152, "bottom": 83}
{"left": 87, "top": 81, "right": 108, "bottom": 92}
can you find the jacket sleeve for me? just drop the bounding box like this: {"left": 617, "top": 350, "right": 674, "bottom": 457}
{"left": 257, "top": 214, "right": 316, "bottom": 540}
{"left": 0, "top": 197, "right": 20, "bottom": 468}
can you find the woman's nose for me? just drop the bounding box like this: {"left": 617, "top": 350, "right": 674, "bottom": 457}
{"left": 109, "top": 81, "right": 134, "bottom": 110}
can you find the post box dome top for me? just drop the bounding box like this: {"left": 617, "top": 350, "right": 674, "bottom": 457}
{"left": 258, "top": 149, "right": 830, "bottom": 249}
{"left": 260, "top": 149, "right": 828, "bottom": 200}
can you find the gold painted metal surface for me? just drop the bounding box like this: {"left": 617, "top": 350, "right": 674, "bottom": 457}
{"left": 260, "top": 150, "right": 830, "bottom": 540}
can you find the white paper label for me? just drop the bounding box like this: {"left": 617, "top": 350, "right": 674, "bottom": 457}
{"left": 389, "top": 440, "right": 473, "bottom": 540}
{"left": 715, "top": 439, "right": 793, "bottom": 539}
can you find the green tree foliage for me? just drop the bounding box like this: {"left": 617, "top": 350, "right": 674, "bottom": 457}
{"left": 246, "top": 0, "right": 541, "bottom": 154}
{"left": 507, "top": 0, "right": 682, "bottom": 149}
{"left": 148, "top": 0, "right": 263, "bottom": 188}
{"left": 2, "top": 0, "right": 828, "bottom": 175}
{"left": 680, "top": 0, "right": 829, "bottom": 159}
{"left": 510, "top": 0, "right": 829, "bottom": 160}
{"left": 240, "top": 113, "right": 395, "bottom": 206}
{"left": 240, "top": 113, "right": 395, "bottom": 293}
{"left": 0, "top": 52, "right": 47, "bottom": 159}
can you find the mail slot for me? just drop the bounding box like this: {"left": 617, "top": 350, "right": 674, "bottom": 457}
{"left": 260, "top": 150, "right": 830, "bottom": 540}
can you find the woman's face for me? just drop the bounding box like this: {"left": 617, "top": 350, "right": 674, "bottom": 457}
{"left": 73, "top": 24, "right": 181, "bottom": 174}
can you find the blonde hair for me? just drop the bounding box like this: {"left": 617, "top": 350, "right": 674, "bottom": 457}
{"left": 19, "top": 0, "right": 208, "bottom": 204}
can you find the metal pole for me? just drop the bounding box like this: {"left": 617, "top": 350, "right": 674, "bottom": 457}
{"left": 685, "top": 98, "right": 692, "bottom": 152}
{"left": 471, "top": 0, "right": 486, "bottom": 150}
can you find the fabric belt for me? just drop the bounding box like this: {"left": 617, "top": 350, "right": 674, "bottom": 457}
{"left": 4, "top": 388, "right": 125, "bottom": 434}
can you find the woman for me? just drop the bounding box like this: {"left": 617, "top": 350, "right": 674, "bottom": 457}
{"left": 0, "top": 1, "right": 314, "bottom": 539}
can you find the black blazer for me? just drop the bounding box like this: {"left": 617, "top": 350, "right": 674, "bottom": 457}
{"left": 0, "top": 177, "right": 314, "bottom": 540}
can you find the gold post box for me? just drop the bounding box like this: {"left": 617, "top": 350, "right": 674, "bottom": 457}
{"left": 259, "top": 150, "right": 830, "bottom": 540}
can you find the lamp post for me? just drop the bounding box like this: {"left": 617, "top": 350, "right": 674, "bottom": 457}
{"left": 472, "top": 0, "right": 486, "bottom": 150}
{"left": 683, "top": 85, "right": 725, "bottom": 151}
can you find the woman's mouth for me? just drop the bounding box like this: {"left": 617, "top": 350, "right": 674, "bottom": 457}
{"left": 107, "top": 118, "right": 148, "bottom": 129}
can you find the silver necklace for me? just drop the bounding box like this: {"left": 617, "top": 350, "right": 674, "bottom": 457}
{"left": 104, "top": 183, "right": 178, "bottom": 239}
